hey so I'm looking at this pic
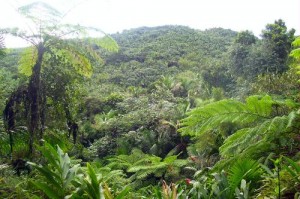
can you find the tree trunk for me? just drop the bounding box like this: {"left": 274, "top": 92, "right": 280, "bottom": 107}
{"left": 28, "top": 43, "right": 45, "bottom": 154}
{"left": 65, "top": 106, "right": 78, "bottom": 144}
{"left": 3, "top": 98, "right": 15, "bottom": 157}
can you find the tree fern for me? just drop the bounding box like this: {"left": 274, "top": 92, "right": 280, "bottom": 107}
{"left": 1, "top": 2, "right": 119, "bottom": 153}
{"left": 220, "top": 111, "right": 298, "bottom": 158}
{"left": 179, "top": 95, "right": 299, "bottom": 166}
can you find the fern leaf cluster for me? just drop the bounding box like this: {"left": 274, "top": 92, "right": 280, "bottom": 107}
{"left": 107, "top": 148, "right": 188, "bottom": 181}
{"left": 290, "top": 36, "right": 300, "bottom": 77}
{"left": 179, "top": 95, "right": 299, "bottom": 164}
{"left": 179, "top": 95, "right": 274, "bottom": 137}
{"left": 18, "top": 46, "right": 38, "bottom": 76}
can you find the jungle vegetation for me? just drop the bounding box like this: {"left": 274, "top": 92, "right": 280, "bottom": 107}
{"left": 0, "top": 2, "right": 300, "bottom": 198}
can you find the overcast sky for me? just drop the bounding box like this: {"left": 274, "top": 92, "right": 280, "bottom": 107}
{"left": 1, "top": 0, "right": 299, "bottom": 47}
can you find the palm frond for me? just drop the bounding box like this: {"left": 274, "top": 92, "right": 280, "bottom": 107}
{"left": 228, "top": 159, "right": 262, "bottom": 193}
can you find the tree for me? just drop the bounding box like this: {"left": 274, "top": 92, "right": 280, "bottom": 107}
{"left": 0, "top": 33, "right": 5, "bottom": 57}
{"left": 261, "top": 19, "right": 295, "bottom": 73}
{"left": 234, "top": 30, "right": 256, "bottom": 46}
{"left": 2, "top": 2, "right": 118, "bottom": 154}
{"left": 229, "top": 31, "right": 257, "bottom": 78}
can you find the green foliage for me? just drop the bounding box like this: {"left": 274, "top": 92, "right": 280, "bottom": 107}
{"left": 257, "top": 157, "right": 299, "bottom": 198}
{"left": 228, "top": 159, "right": 262, "bottom": 195}
{"left": 18, "top": 46, "right": 37, "bottom": 76}
{"left": 71, "top": 163, "right": 108, "bottom": 199}
{"left": 282, "top": 156, "right": 300, "bottom": 196}
{"left": 1, "top": 1, "right": 119, "bottom": 154}
{"left": 180, "top": 95, "right": 299, "bottom": 166}
{"left": 261, "top": 19, "right": 295, "bottom": 73}
{"left": 235, "top": 31, "right": 256, "bottom": 46}
{"left": 250, "top": 70, "right": 300, "bottom": 100}
{"left": 187, "top": 170, "right": 231, "bottom": 199}
{"left": 107, "top": 148, "right": 188, "bottom": 185}
{"left": 290, "top": 36, "right": 300, "bottom": 79}
{"left": 179, "top": 95, "right": 274, "bottom": 137}
{"left": 100, "top": 26, "right": 236, "bottom": 89}
{"left": 220, "top": 110, "right": 298, "bottom": 159}
{"left": 67, "top": 163, "right": 130, "bottom": 199}
{"left": 28, "top": 142, "right": 80, "bottom": 198}
{"left": 229, "top": 31, "right": 257, "bottom": 78}
{"left": 0, "top": 66, "right": 20, "bottom": 111}
{"left": 0, "top": 128, "right": 29, "bottom": 158}
{"left": 235, "top": 179, "right": 250, "bottom": 199}
{"left": 27, "top": 141, "right": 129, "bottom": 199}
{"left": 283, "top": 157, "right": 300, "bottom": 183}
{"left": 1, "top": 16, "right": 300, "bottom": 198}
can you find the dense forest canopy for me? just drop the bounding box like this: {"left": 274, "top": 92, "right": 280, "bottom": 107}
{"left": 1, "top": 2, "right": 300, "bottom": 198}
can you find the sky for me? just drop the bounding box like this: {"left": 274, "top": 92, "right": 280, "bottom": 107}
{"left": 0, "top": 0, "right": 299, "bottom": 48}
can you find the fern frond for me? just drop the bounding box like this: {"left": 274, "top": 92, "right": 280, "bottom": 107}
{"left": 107, "top": 148, "right": 146, "bottom": 170}
{"left": 292, "top": 36, "right": 300, "bottom": 48}
{"left": 173, "top": 159, "right": 189, "bottom": 167}
{"left": 18, "top": 46, "right": 38, "bottom": 76}
{"left": 89, "top": 36, "right": 119, "bottom": 52}
{"left": 180, "top": 95, "right": 299, "bottom": 169}
{"left": 163, "top": 155, "right": 178, "bottom": 164}
{"left": 290, "top": 49, "right": 300, "bottom": 60}
{"left": 52, "top": 24, "right": 118, "bottom": 53}
{"left": 128, "top": 162, "right": 166, "bottom": 173}
{"left": 290, "top": 37, "right": 300, "bottom": 79}
{"left": 220, "top": 113, "right": 291, "bottom": 157}
{"left": 107, "top": 156, "right": 134, "bottom": 170}
{"left": 48, "top": 44, "right": 93, "bottom": 77}
{"left": 179, "top": 96, "right": 274, "bottom": 136}
{"left": 18, "top": 2, "right": 62, "bottom": 26}
{"left": 246, "top": 95, "right": 273, "bottom": 117}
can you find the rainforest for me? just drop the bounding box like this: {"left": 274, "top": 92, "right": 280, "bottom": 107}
{"left": 0, "top": 2, "right": 300, "bottom": 199}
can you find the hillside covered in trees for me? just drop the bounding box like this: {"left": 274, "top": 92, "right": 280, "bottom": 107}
{"left": 1, "top": 2, "right": 300, "bottom": 198}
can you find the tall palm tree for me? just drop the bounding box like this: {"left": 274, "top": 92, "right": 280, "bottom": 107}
{"left": 2, "top": 2, "right": 118, "bottom": 154}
